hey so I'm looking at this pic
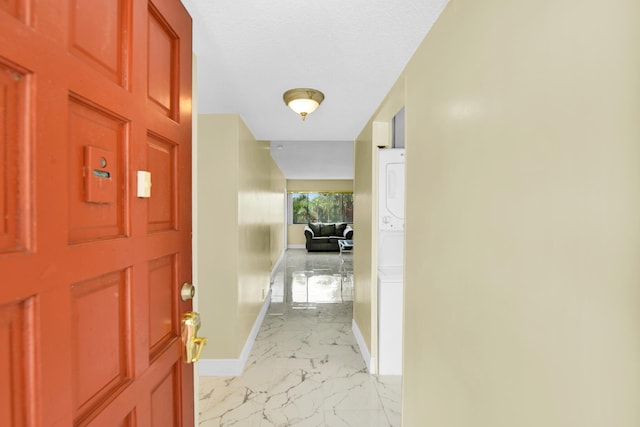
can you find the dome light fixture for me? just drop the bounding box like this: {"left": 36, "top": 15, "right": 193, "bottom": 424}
{"left": 283, "top": 88, "right": 325, "bottom": 121}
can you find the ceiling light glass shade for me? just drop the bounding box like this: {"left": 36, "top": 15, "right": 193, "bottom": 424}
{"left": 288, "top": 98, "right": 319, "bottom": 115}
{"left": 283, "top": 88, "right": 325, "bottom": 120}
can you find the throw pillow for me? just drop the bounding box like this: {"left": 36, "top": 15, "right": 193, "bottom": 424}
{"left": 308, "top": 223, "right": 321, "bottom": 236}
{"left": 321, "top": 223, "right": 336, "bottom": 236}
{"left": 335, "top": 223, "right": 347, "bottom": 236}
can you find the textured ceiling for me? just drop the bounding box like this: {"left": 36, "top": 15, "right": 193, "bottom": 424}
{"left": 181, "top": 0, "right": 448, "bottom": 178}
{"left": 269, "top": 140, "right": 354, "bottom": 180}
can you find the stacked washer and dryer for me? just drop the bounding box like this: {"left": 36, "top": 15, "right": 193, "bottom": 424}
{"left": 377, "top": 148, "right": 405, "bottom": 375}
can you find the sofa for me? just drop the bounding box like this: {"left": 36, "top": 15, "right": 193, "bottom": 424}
{"left": 304, "top": 222, "right": 353, "bottom": 252}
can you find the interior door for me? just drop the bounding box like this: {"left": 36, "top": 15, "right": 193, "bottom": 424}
{"left": 0, "top": 0, "right": 194, "bottom": 425}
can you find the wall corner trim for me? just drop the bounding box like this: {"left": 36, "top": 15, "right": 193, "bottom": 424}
{"left": 352, "top": 318, "right": 375, "bottom": 374}
{"left": 199, "top": 289, "right": 272, "bottom": 377}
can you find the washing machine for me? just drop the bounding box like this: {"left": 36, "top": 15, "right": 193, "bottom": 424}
{"left": 377, "top": 148, "right": 405, "bottom": 375}
{"left": 378, "top": 266, "right": 404, "bottom": 375}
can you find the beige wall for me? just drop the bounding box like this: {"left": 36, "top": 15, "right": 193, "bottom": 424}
{"left": 287, "top": 179, "right": 353, "bottom": 192}
{"left": 270, "top": 161, "right": 286, "bottom": 268}
{"left": 353, "top": 78, "right": 406, "bottom": 371}
{"left": 197, "top": 115, "right": 240, "bottom": 358}
{"left": 287, "top": 224, "right": 308, "bottom": 247}
{"left": 197, "top": 114, "right": 284, "bottom": 359}
{"left": 353, "top": 126, "right": 375, "bottom": 363}
{"left": 392, "top": 0, "right": 640, "bottom": 426}
{"left": 286, "top": 179, "right": 354, "bottom": 246}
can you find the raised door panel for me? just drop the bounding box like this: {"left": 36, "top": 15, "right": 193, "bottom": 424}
{"left": 70, "top": 270, "right": 132, "bottom": 424}
{"left": 0, "top": 299, "right": 35, "bottom": 427}
{"left": 150, "top": 365, "right": 179, "bottom": 427}
{"left": 148, "top": 254, "right": 178, "bottom": 361}
{"left": 0, "top": 0, "right": 29, "bottom": 24}
{"left": 147, "top": 133, "right": 177, "bottom": 233}
{"left": 0, "top": 61, "right": 30, "bottom": 253}
{"left": 69, "top": 0, "right": 131, "bottom": 86}
{"left": 67, "top": 95, "right": 129, "bottom": 244}
{"left": 147, "top": 4, "right": 178, "bottom": 119}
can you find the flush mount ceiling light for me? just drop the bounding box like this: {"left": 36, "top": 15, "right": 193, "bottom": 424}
{"left": 283, "top": 88, "right": 325, "bottom": 121}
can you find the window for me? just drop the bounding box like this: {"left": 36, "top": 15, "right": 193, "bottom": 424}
{"left": 288, "top": 192, "right": 353, "bottom": 224}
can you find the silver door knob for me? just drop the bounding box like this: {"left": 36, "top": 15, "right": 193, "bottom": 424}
{"left": 180, "top": 282, "right": 195, "bottom": 301}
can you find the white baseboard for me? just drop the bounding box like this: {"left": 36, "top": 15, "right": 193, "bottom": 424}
{"left": 287, "top": 244, "right": 305, "bottom": 249}
{"left": 352, "top": 318, "right": 375, "bottom": 374}
{"left": 199, "top": 289, "right": 271, "bottom": 376}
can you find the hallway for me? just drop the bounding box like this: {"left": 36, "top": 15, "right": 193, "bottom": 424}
{"left": 199, "top": 249, "right": 401, "bottom": 426}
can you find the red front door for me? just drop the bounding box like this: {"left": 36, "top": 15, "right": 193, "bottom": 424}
{"left": 0, "top": 1, "right": 194, "bottom": 425}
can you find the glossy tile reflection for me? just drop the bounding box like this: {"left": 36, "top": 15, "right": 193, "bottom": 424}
{"left": 272, "top": 250, "right": 353, "bottom": 305}
{"left": 199, "top": 250, "right": 401, "bottom": 426}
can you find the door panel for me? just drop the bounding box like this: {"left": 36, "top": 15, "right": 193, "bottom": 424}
{"left": 0, "top": 61, "right": 29, "bottom": 254}
{"left": 67, "top": 95, "right": 129, "bottom": 243}
{"left": 147, "top": 3, "right": 179, "bottom": 119}
{"left": 0, "top": 0, "right": 193, "bottom": 425}
{"left": 70, "top": 270, "right": 132, "bottom": 421}
{"left": 69, "top": 0, "right": 129, "bottom": 86}
{"left": 150, "top": 366, "right": 179, "bottom": 427}
{"left": 148, "top": 254, "right": 178, "bottom": 361}
{"left": 0, "top": 298, "right": 35, "bottom": 427}
{"left": 147, "top": 133, "right": 177, "bottom": 233}
{"left": 0, "top": 1, "right": 27, "bottom": 24}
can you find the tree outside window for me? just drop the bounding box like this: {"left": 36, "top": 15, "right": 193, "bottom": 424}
{"left": 290, "top": 192, "right": 353, "bottom": 224}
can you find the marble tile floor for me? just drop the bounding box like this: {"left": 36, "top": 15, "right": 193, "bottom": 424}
{"left": 199, "top": 249, "right": 402, "bottom": 426}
